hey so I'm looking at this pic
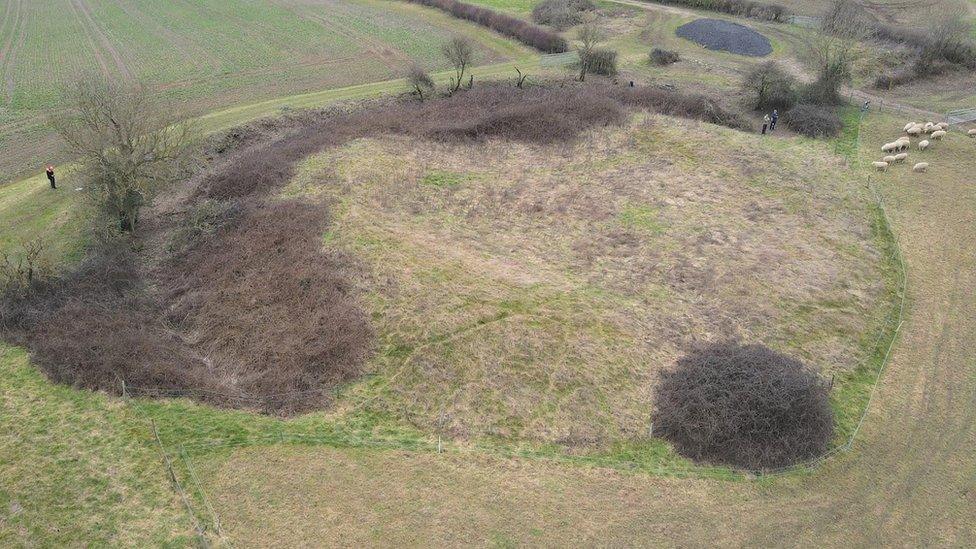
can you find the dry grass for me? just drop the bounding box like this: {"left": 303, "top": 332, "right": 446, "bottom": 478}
{"left": 154, "top": 109, "right": 976, "bottom": 549}
{"left": 291, "top": 113, "right": 886, "bottom": 446}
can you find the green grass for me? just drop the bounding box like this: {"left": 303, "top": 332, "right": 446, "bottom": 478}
{"left": 0, "top": 0, "right": 533, "bottom": 184}
{"left": 0, "top": 346, "right": 194, "bottom": 545}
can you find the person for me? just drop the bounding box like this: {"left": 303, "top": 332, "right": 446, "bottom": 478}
{"left": 770, "top": 109, "right": 779, "bottom": 131}
{"left": 45, "top": 165, "right": 56, "bottom": 189}
{"left": 762, "top": 113, "right": 770, "bottom": 135}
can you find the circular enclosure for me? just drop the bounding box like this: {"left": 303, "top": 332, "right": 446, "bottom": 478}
{"left": 676, "top": 18, "right": 773, "bottom": 57}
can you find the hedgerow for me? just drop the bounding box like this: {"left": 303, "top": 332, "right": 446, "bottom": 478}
{"left": 405, "top": 0, "right": 569, "bottom": 53}
{"left": 643, "top": 0, "right": 790, "bottom": 22}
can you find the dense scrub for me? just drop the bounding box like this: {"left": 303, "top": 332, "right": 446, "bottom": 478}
{"left": 782, "top": 104, "right": 842, "bottom": 138}
{"left": 654, "top": 342, "right": 834, "bottom": 470}
{"left": 406, "top": 0, "right": 569, "bottom": 53}
{"left": 650, "top": 48, "right": 680, "bottom": 66}
{"left": 531, "top": 0, "right": 595, "bottom": 30}
{"left": 645, "top": 0, "right": 790, "bottom": 22}
{"left": 1, "top": 82, "right": 749, "bottom": 414}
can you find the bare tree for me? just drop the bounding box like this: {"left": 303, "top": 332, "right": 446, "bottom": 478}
{"left": 923, "top": 6, "right": 973, "bottom": 65}
{"left": 741, "top": 61, "right": 797, "bottom": 111}
{"left": 808, "top": 0, "right": 869, "bottom": 103}
{"left": 441, "top": 36, "right": 475, "bottom": 93}
{"left": 407, "top": 65, "right": 435, "bottom": 101}
{"left": 51, "top": 75, "right": 194, "bottom": 233}
{"left": 575, "top": 14, "right": 605, "bottom": 82}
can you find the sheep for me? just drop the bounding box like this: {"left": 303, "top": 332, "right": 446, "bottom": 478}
{"left": 918, "top": 139, "right": 930, "bottom": 151}
{"left": 894, "top": 152, "right": 908, "bottom": 163}
{"left": 904, "top": 122, "right": 916, "bottom": 132}
{"left": 924, "top": 122, "right": 935, "bottom": 133}
{"left": 882, "top": 142, "right": 899, "bottom": 153}
{"left": 894, "top": 137, "right": 910, "bottom": 151}
{"left": 968, "top": 129, "right": 976, "bottom": 137}
{"left": 931, "top": 130, "right": 947, "bottom": 140}
{"left": 873, "top": 161, "right": 889, "bottom": 172}
{"left": 913, "top": 162, "right": 929, "bottom": 173}
{"left": 907, "top": 125, "right": 923, "bottom": 137}
{"left": 883, "top": 155, "right": 897, "bottom": 163}
{"left": 936, "top": 122, "right": 949, "bottom": 131}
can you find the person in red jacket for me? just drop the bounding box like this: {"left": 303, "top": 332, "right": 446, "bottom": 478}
{"left": 45, "top": 165, "right": 56, "bottom": 189}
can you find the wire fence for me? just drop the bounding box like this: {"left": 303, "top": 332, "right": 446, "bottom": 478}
{"left": 122, "top": 108, "right": 912, "bottom": 541}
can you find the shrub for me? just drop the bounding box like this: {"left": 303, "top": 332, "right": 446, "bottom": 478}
{"left": 741, "top": 61, "right": 797, "bottom": 111}
{"left": 651, "top": 0, "right": 790, "bottom": 22}
{"left": 798, "top": 75, "right": 845, "bottom": 106}
{"left": 649, "top": 48, "right": 680, "bottom": 66}
{"left": 654, "top": 341, "right": 834, "bottom": 470}
{"left": 612, "top": 85, "right": 752, "bottom": 131}
{"left": 782, "top": 104, "right": 842, "bottom": 138}
{"left": 4, "top": 83, "right": 757, "bottom": 416}
{"left": 580, "top": 48, "right": 618, "bottom": 76}
{"left": 407, "top": 65, "right": 435, "bottom": 100}
{"left": 405, "top": 0, "right": 569, "bottom": 53}
{"left": 532, "top": 0, "right": 593, "bottom": 30}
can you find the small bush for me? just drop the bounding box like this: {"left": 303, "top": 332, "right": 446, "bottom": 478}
{"left": 532, "top": 0, "right": 594, "bottom": 30}
{"left": 654, "top": 341, "right": 834, "bottom": 470}
{"left": 580, "top": 48, "right": 618, "bottom": 76}
{"left": 649, "top": 48, "right": 680, "bottom": 66}
{"left": 782, "top": 104, "right": 842, "bottom": 138}
{"left": 406, "top": 0, "right": 569, "bottom": 53}
{"left": 741, "top": 61, "right": 797, "bottom": 111}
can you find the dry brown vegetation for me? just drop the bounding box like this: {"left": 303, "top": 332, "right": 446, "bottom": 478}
{"left": 0, "top": 83, "right": 752, "bottom": 415}
{"left": 303, "top": 114, "right": 886, "bottom": 444}
{"left": 654, "top": 341, "right": 833, "bottom": 470}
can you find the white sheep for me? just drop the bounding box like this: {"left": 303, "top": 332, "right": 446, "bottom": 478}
{"left": 936, "top": 122, "right": 949, "bottom": 131}
{"left": 924, "top": 122, "right": 935, "bottom": 133}
{"left": 894, "top": 152, "right": 908, "bottom": 163}
{"left": 913, "top": 162, "right": 929, "bottom": 173}
{"left": 918, "top": 139, "right": 930, "bottom": 151}
{"left": 882, "top": 142, "right": 898, "bottom": 153}
{"left": 931, "top": 130, "right": 946, "bottom": 140}
{"left": 873, "top": 161, "right": 889, "bottom": 172}
{"left": 894, "top": 137, "right": 910, "bottom": 151}
{"left": 907, "top": 125, "right": 923, "bottom": 137}
{"left": 883, "top": 155, "right": 896, "bottom": 163}
{"left": 968, "top": 129, "right": 976, "bottom": 137}
{"left": 903, "top": 122, "right": 916, "bottom": 132}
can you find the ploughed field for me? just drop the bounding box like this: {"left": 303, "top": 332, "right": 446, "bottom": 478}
{"left": 0, "top": 0, "right": 528, "bottom": 182}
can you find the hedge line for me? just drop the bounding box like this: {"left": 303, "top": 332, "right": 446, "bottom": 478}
{"left": 405, "top": 0, "right": 569, "bottom": 53}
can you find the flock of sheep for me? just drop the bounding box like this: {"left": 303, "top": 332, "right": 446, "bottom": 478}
{"left": 872, "top": 121, "right": 973, "bottom": 174}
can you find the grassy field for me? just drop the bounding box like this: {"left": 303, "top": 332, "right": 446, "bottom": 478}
{"left": 153, "top": 109, "right": 976, "bottom": 548}
{"left": 0, "top": 0, "right": 532, "bottom": 183}
{"left": 1, "top": 107, "right": 910, "bottom": 545}
{"left": 2, "top": 1, "right": 975, "bottom": 546}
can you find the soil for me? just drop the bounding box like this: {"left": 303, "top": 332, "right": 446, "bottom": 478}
{"left": 676, "top": 18, "right": 773, "bottom": 57}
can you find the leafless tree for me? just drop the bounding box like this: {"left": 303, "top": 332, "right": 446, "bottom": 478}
{"left": 407, "top": 65, "right": 435, "bottom": 101}
{"left": 442, "top": 36, "right": 475, "bottom": 93}
{"left": 51, "top": 75, "right": 194, "bottom": 233}
{"left": 808, "top": 0, "right": 870, "bottom": 103}
{"left": 575, "top": 13, "right": 605, "bottom": 82}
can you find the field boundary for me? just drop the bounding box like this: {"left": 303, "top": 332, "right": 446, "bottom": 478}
{"left": 118, "top": 107, "right": 910, "bottom": 503}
